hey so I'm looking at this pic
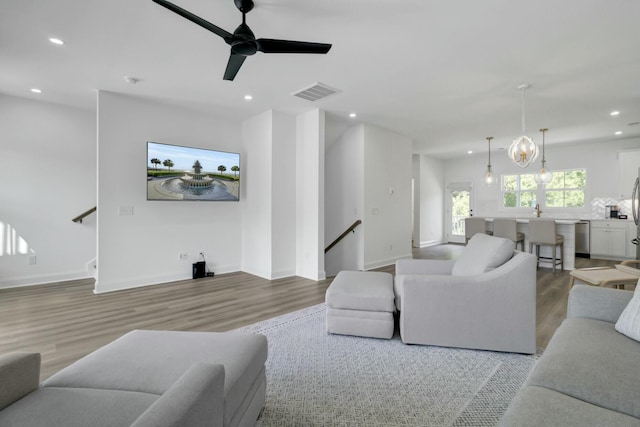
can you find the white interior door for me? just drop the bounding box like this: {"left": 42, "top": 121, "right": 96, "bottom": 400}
{"left": 447, "top": 183, "right": 473, "bottom": 244}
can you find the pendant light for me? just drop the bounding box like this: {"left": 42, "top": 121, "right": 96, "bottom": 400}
{"left": 508, "top": 84, "right": 538, "bottom": 168}
{"left": 534, "top": 128, "right": 553, "bottom": 185}
{"left": 483, "top": 136, "right": 495, "bottom": 186}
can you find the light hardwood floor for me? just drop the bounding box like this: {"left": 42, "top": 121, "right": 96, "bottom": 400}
{"left": 0, "top": 245, "right": 620, "bottom": 380}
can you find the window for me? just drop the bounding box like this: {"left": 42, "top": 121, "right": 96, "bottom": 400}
{"left": 502, "top": 169, "right": 587, "bottom": 209}
{"left": 502, "top": 173, "right": 537, "bottom": 207}
{"left": 545, "top": 169, "right": 586, "bottom": 208}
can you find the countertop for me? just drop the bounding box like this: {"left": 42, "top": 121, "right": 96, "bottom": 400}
{"left": 484, "top": 218, "right": 581, "bottom": 224}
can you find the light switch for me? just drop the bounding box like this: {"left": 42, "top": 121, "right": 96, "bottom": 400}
{"left": 119, "top": 206, "right": 134, "bottom": 216}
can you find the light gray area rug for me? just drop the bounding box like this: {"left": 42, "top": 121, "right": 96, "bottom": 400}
{"left": 237, "top": 304, "right": 536, "bottom": 426}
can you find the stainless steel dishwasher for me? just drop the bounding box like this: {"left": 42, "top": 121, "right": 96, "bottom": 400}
{"left": 575, "top": 221, "right": 590, "bottom": 257}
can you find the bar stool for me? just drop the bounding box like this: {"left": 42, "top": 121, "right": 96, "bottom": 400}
{"left": 464, "top": 217, "right": 491, "bottom": 244}
{"left": 528, "top": 219, "right": 564, "bottom": 272}
{"left": 493, "top": 218, "right": 525, "bottom": 251}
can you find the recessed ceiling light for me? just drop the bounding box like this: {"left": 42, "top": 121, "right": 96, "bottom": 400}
{"left": 467, "top": 150, "right": 473, "bottom": 154}
{"left": 349, "top": 113, "right": 357, "bottom": 118}
{"left": 30, "top": 88, "right": 42, "bottom": 93}
{"left": 49, "top": 38, "right": 64, "bottom": 45}
{"left": 244, "top": 94, "right": 253, "bottom": 101}
{"left": 615, "top": 131, "right": 622, "bottom": 135}
{"left": 610, "top": 111, "right": 620, "bottom": 116}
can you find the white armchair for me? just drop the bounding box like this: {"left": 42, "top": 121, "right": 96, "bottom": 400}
{"left": 394, "top": 233, "right": 537, "bottom": 354}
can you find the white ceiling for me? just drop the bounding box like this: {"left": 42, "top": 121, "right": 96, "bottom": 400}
{"left": 2, "top": 0, "right": 639, "bottom": 158}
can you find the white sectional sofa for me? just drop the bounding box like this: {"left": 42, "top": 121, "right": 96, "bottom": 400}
{"left": 0, "top": 330, "right": 268, "bottom": 427}
{"left": 499, "top": 285, "right": 640, "bottom": 426}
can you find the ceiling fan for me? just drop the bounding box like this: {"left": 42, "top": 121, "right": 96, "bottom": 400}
{"left": 152, "top": 0, "right": 332, "bottom": 81}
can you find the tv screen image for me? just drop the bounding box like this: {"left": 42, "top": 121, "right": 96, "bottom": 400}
{"left": 147, "top": 141, "right": 240, "bottom": 201}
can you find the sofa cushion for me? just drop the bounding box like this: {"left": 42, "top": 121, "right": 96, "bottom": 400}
{"left": 43, "top": 330, "right": 267, "bottom": 427}
{"left": 499, "top": 386, "right": 640, "bottom": 427}
{"left": 0, "top": 387, "right": 158, "bottom": 427}
{"left": 325, "top": 271, "right": 395, "bottom": 312}
{"left": 616, "top": 279, "right": 640, "bottom": 342}
{"left": 451, "top": 233, "right": 515, "bottom": 276}
{"left": 528, "top": 317, "right": 640, "bottom": 419}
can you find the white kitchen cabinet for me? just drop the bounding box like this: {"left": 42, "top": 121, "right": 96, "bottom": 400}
{"left": 618, "top": 150, "right": 640, "bottom": 199}
{"left": 591, "top": 220, "right": 627, "bottom": 259}
{"left": 628, "top": 221, "right": 638, "bottom": 259}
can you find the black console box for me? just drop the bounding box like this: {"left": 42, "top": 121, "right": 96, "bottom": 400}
{"left": 192, "top": 261, "right": 206, "bottom": 279}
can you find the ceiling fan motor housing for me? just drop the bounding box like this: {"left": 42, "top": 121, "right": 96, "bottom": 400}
{"left": 230, "top": 23, "right": 258, "bottom": 55}
{"left": 234, "top": 0, "right": 254, "bottom": 13}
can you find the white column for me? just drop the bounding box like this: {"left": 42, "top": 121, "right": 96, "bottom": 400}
{"left": 296, "top": 109, "right": 326, "bottom": 280}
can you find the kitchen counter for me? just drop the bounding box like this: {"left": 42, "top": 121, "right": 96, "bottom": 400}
{"left": 485, "top": 218, "right": 581, "bottom": 224}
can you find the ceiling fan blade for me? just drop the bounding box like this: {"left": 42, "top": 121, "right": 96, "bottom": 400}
{"left": 223, "top": 53, "right": 247, "bottom": 81}
{"left": 152, "top": 0, "right": 232, "bottom": 41}
{"left": 256, "top": 39, "right": 332, "bottom": 54}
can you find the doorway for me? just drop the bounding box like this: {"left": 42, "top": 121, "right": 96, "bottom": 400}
{"left": 447, "top": 183, "right": 472, "bottom": 244}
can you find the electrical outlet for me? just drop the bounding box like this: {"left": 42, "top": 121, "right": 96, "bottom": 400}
{"left": 179, "top": 252, "right": 188, "bottom": 261}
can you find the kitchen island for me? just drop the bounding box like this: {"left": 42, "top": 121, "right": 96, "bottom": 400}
{"left": 484, "top": 218, "right": 578, "bottom": 271}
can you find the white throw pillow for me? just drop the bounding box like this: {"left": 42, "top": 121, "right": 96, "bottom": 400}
{"left": 615, "top": 278, "right": 640, "bottom": 342}
{"left": 451, "top": 233, "right": 515, "bottom": 277}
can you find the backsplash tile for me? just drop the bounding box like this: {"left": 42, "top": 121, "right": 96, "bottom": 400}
{"left": 591, "top": 197, "right": 632, "bottom": 219}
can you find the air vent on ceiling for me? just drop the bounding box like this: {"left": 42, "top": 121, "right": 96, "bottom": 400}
{"left": 291, "top": 82, "right": 341, "bottom": 102}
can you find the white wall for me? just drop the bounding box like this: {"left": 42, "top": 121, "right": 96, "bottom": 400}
{"left": 0, "top": 94, "right": 96, "bottom": 288}
{"left": 96, "top": 92, "right": 242, "bottom": 293}
{"left": 444, "top": 137, "right": 640, "bottom": 219}
{"left": 363, "top": 124, "right": 413, "bottom": 269}
{"left": 417, "top": 155, "right": 445, "bottom": 246}
{"left": 1, "top": 93, "right": 419, "bottom": 290}
{"left": 296, "top": 109, "right": 326, "bottom": 280}
{"left": 325, "top": 125, "right": 365, "bottom": 276}
{"left": 412, "top": 155, "right": 420, "bottom": 247}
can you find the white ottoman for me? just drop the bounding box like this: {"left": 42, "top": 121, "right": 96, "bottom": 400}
{"left": 325, "top": 271, "right": 395, "bottom": 339}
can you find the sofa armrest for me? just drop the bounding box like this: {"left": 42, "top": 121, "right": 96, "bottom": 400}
{"left": 567, "top": 285, "right": 634, "bottom": 323}
{"left": 395, "top": 259, "right": 455, "bottom": 275}
{"left": 131, "top": 363, "right": 225, "bottom": 427}
{"left": 0, "top": 352, "right": 41, "bottom": 411}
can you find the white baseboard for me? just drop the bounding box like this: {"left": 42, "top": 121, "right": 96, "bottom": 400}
{"left": 94, "top": 263, "right": 241, "bottom": 294}
{"left": 364, "top": 253, "right": 412, "bottom": 271}
{"left": 419, "top": 239, "right": 445, "bottom": 248}
{"left": 270, "top": 268, "right": 297, "bottom": 280}
{"left": 0, "top": 270, "right": 91, "bottom": 290}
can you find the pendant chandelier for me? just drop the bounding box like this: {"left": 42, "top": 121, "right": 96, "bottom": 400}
{"left": 534, "top": 128, "right": 553, "bottom": 185}
{"left": 508, "top": 84, "right": 538, "bottom": 168}
{"left": 483, "top": 136, "right": 495, "bottom": 186}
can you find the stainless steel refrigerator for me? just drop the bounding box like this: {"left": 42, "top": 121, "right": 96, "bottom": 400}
{"left": 633, "top": 167, "right": 640, "bottom": 259}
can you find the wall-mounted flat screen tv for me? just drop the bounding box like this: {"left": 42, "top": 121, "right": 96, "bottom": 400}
{"left": 147, "top": 141, "right": 240, "bottom": 201}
